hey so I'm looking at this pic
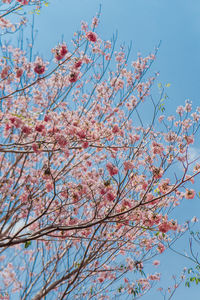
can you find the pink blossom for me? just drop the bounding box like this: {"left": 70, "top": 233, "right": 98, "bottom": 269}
{"left": 106, "top": 162, "right": 118, "bottom": 176}
{"left": 122, "top": 199, "right": 132, "bottom": 208}
{"left": 53, "top": 44, "right": 68, "bottom": 61}
{"left": 151, "top": 141, "right": 164, "bottom": 155}
{"left": 158, "top": 115, "right": 165, "bottom": 123}
{"left": 124, "top": 161, "right": 134, "bottom": 171}
{"left": 22, "top": 125, "right": 32, "bottom": 135}
{"left": 185, "top": 100, "right": 192, "bottom": 112}
{"left": 60, "top": 45, "right": 68, "bottom": 56}
{"left": 1, "top": 66, "right": 10, "bottom": 79}
{"left": 9, "top": 116, "right": 23, "bottom": 128}
{"left": 92, "top": 17, "right": 99, "bottom": 28}
{"left": 16, "top": 0, "right": 29, "bottom": 4}
{"left": 152, "top": 167, "right": 163, "bottom": 179}
{"left": 169, "top": 220, "right": 178, "bottom": 231}
{"left": 191, "top": 112, "right": 200, "bottom": 122}
{"left": 106, "top": 191, "right": 115, "bottom": 202}
{"left": 158, "top": 220, "right": 176, "bottom": 233}
{"left": 16, "top": 68, "right": 23, "bottom": 78}
{"left": 55, "top": 134, "right": 67, "bottom": 147}
{"left": 158, "top": 179, "right": 171, "bottom": 194}
{"left": 157, "top": 243, "right": 165, "bottom": 253}
{"left": 153, "top": 260, "right": 160, "bottom": 266}
{"left": 148, "top": 273, "right": 160, "bottom": 281}
{"left": 35, "top": 123, "right": 45, "bottom": 133}
{"left": 34, "top": 64, "right": 45, "bottom": 75}
{"left": 77, "top": 129, "right": 86, "bottom": 139}
{"left": 185, "top": 189, "right": 195, "bottom": 199}
{"left": 191, "top": 216, "right": 198, "bottom": 223}
{"left": 105, "top": 54, "right": 111, "bottom": 61}
{"left": 69, "top": 72, "right": 79, "bottom": 83}
{"left": 145, "top": 193, "right": 154, "bottom": 203}
{"left": 86, "top": 31, "right": 97, "bottom": 42}
{"left": 158, "top": 223, "right": 168, "bottom": 233}
{"left": 168, "top": 115, "right": 175, "bottom": 121}
{"left": 82, "top": 141, "right": 89, "bottom": 148}
{"left": 44, "top": 115, "right": 51, "bottom": 122}
{"left": 74, "top": 60, "right": 82, "bottom": 69}
{"left": 32, "top": 143, "right": 39, "bottom": 153}
{"left": 176, "top": 105, "right": 184, "bottom": 116}
{"left": 112, "top": 124, "right": 120, "bottom": 134}
{"left": 184, "top": 135, "right": 194, "bottom": 145}
{"left": 46, "top": 182, "right": 53, "bottom": 192}
{"left": 81, "top": 21, "right": 88, "bottom": 32}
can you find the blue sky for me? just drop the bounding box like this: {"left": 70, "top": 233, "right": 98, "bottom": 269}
{"left": 30, "top": 0, "right": 200, "bottom": 298}
{"left": 35, "top": 0, "right": 200, "bottom": 107}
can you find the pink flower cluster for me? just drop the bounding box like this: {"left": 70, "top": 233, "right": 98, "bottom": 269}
{"left": 52, "top": 44, "right": 68, "bottom": 61}
{"left": 185, "top": 189, "right": 195, "bottom": 199}
{"left": 151, "top": 141, "right": 164, "bottom": 155}
{"left": 86, "top": 31, "right": 97, "bottom": 42}
{"left": 106, "top": 162, "right": 119, "bottom": 176}
{"left": 158, "top": 219, "right": 177, "bottom": 233}
{"left": 34, "top": 57, "right": 46, "bottom": 75}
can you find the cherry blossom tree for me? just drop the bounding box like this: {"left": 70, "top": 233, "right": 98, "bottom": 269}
{"left": 0, "top": 1, "right": 200, "bottom": 299}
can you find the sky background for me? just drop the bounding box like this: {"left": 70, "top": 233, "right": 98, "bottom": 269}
{"left": 30, "top": 1, "right": 200, "bottom": 299}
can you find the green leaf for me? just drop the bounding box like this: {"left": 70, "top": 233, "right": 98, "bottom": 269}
{"left": 188, "top": 268, "right": 193, "bottom": 274}
{"left": 165, "top": 83, "right": 171, "bottom": 87}
{"left": 24, "top": 241, "right": 31, "bottom": 248}
{"left": 161, "top": 107, "right": 165, "bottom": 112}
{"left": 185, "top": 281, "right": 190, "bottom": 287}
{"left": 74, "top": 261, "right": 80, "bottom": 267}
{"left": 164, "top": 93, "right": 168, "bottom": 99}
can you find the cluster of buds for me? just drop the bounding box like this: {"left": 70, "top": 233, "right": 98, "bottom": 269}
{"left": 34, "top": 57, "right": 46, "bottom": 75}
{"left": 52, "top": 44, "right": 68, "bottom": 61}
{"left": 16, "top": 0, "right": 29, "bottom": 4}
{"left": 86, "top": 31, "right": 97, "bottom": 43}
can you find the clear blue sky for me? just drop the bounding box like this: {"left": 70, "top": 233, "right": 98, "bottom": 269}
{"left": 32, "top": 1, "right": 200, "bottom": 298}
